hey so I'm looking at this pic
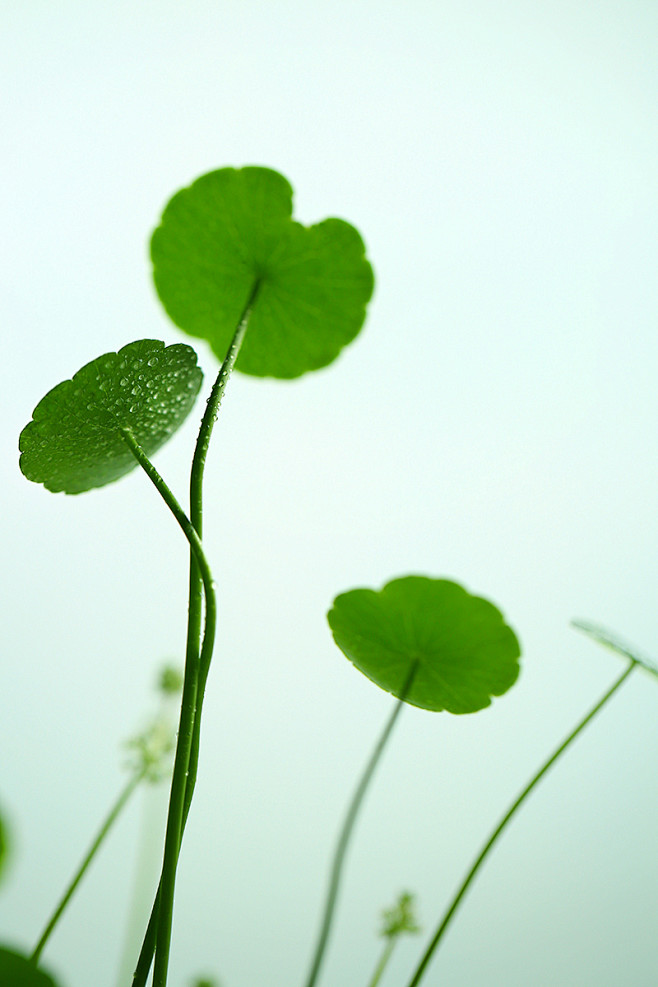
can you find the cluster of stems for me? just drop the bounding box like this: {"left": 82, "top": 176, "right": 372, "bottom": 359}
{"left": 127, "top": 283, "right": 260, "bottom": 987}
{"left": 25, "top": 273, "right": 645, "bottom": 986}
{"left": 26, "top": 282, "right": 259, "bottom": 987}
{"left": 301, "top": 650, "right": 637, "bottom": 987}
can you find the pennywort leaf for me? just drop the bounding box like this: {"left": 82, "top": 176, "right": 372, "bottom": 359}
{"left": 0, "top": 947, "right": 61, "bottom": 986}
{"left": 328, "top": 576, "right": 521, "bottom": 713}
{"left": 151, "top": 166, "right": 374, "bottom": 378}
{"left": 572, "top": 620, "right": 658, "bottom": 680}
{"left": 19, "top": 340, "right": 203, "bottom": 494}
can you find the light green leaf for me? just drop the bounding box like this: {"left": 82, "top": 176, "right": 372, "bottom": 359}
{"left": 572, "top": 620, "right": 658, "bottom": 680}
{"left": 0, "top": 947, "right": 61, "bottom": 986}
{"left": 328, "top": 576, "right": 521, "bottom": 714}
{"left": 19, "top": 340, "right": 203, "bottom": 494}
{"left": 151, "top": 166, "right": 374, "bottom": 378}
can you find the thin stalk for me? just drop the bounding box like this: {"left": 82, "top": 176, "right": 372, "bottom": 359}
{"left": 190, "top": 279, "right": 261, "bottom": 537}
{"left": 303, "top": 661, "right": 419, "bottom": 987}
{"left": 186, "top": 279, "right": 261, "bottom": 778}
{"left": 404, "top": 659, "right": 637, "bottom": 987}
{"left": 130, "top": 282, "right": 259, "bottom": 987}
{"left": 119, "top": 429, "right": 217, "bottom": 987}
{"left": 119, "top": 429, "right": 216, "bottom": 614}
{"left": 31, "top": 767, "right": 146, "bottom": 966}
{"left": 366, "top": 937, "right": 396, "bottom": 987}
{"left": 131, "top": 558, "right": 203, "bottom": 987}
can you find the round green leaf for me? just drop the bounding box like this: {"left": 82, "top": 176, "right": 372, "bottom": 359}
{"left": 328, "top": 576, "right": 521, "bottom": 714}
{"left": 19, "top": 340, "right": 203, "bottom": 494}
{"left": 151, "top": 166, "right": 374, "bottom": 378}
{"left": 0, "top": 947, "right": 61, "bottom": 986}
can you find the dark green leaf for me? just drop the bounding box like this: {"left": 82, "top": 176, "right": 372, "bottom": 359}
{"left": 0, "top": 947, "right": 61, "bottom": 986}
{"left": 151, "top": 166, "right": 374, "bottom": 378}
{"left": 572, "top": 620, "right": 658, "bottom": 680}
{"left": 19, "top": 340, "right": 203, "bottom": 494}
{"left": 328, "top": 576, "right": 521, "bottom": 713}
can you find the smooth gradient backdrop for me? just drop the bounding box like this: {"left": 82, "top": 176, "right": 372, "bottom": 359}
{"left": 2, "top": 2, "right": 657, "bottom": 986}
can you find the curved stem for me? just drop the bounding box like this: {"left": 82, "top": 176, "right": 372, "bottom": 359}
{"left": 31, "top": 767, "right": 146, "bottom": 966}
{"left": 119, "top": 428, "right": 216, "bottom": 611}
{"left": 190, "top": 279, "right": 261, "bottom": 539}
{"left": 404, "top": 659, "right": 637, "bottom": 987}
{"left": 303, "top": 661, "right": 419, "bottom": 987}
{"left": 185, "top": 278, "right": 261, "bottom": 794}
{"left": 130, "top": 282, "right": 259, "bottom": 987}
{"left": 131, "top": 559, "right": 203, "bottom": 987}
{"left": 119, "top": 429, "right": 217, "bottom": 987}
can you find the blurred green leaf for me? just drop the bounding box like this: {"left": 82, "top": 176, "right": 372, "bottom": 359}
{"left": 0, "top": 807, "right": 7, "bottom": 884}
{"left": 19, "top": 340, "right": 202, "bottom": 494}
{"left": 151, "top": 166, "right": 374, "bottom": 378}
{"left": 572, "top": 620, "right": 658, "bottom": 680}
{"left": 328, "top": 576, "right": 521, "bottom": 713}
{"left": 158, "top": 664, "right": 184, "bottom": 695}
{"left": 379, "top": 891, "right": 421, "bottom": 940}
{"left": 0, "top": 947, "right": 61, "bottom": 986}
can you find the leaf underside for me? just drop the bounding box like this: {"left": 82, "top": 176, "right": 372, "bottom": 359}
{"left": 151, "top": 166, "right": 374, "bottom": 378}
{"left": 0, "top": 947, "right": 61, "bottom": 986}
{"left": 19, "top": 339, "right": 203, "bottom": 494}
{"left": 328, "top": 575, "right": 521, "bottom": 714}
{"left": 572, "top": 620, "right": 658, "bottom": 680}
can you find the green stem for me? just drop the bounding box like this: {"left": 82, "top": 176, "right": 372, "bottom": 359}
{"left": 130, "top": 282, "right": 259, "bottom": 987}
{"left": 190, "top": 279, "right": 261, "bottom": 538}
{"left": 186, "top": 279, "right": 261, "bottom": 755}
{"left": 131, "top": 559, "right": 203, "bottom": 987}
{"left": 30, "top": 767, "right": 146, "bottom": 966}
{"left": 303, "top": 661, "right": 418, "bottom": 987}
{"left": 119, "top": 429, "right": 216, "bottom": 612}
{"left": 119, "top": 429, "right": 217, "bottom": 987}
{"left": 404, "top": 659, "right": 637, "bottom": 987}
{"left": 366, "top": 937, "right": 396, "bottom": 987}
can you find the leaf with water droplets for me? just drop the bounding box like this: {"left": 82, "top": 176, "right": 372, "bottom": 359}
{"left": 328, "top": 576, "right": 521, "bottom": 713}
{"left": 19, "top": 340, "right": 203, "bottom": 494}
{"left": 151, "top": 166, "right": 374, "bottom": 378}
{"left": 0, "top": 947, "right": 62, "bottom": 986}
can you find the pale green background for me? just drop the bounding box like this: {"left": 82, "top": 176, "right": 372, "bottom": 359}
{"left": 1, "top": 2, "right": 657, "bottom": 986}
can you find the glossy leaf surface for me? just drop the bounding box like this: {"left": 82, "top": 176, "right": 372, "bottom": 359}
{"left": 151, "top": 166, "right": 374, "bottom": 378}
{"left": 0, "top": 947, "right": 61, "bottom": 986}
{"left": 19, "top": 340, "right": 202, "bottom": 494}
{"left": 328, "top": 576, "right": 521, "bottom": 713}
